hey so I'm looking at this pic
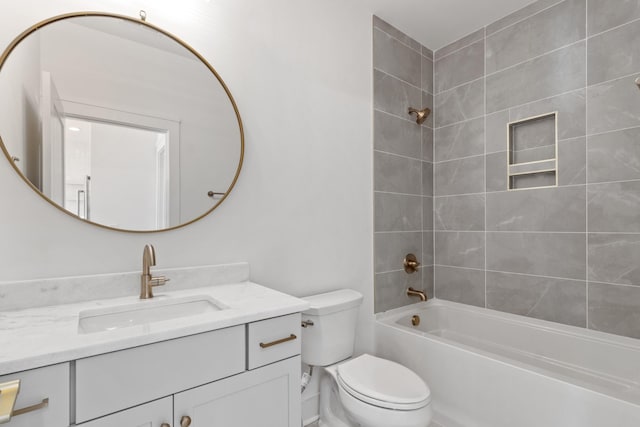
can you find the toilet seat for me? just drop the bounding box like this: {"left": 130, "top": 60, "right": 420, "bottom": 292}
{"left": 336, "top": 354, "right": 431, "bottom": 411}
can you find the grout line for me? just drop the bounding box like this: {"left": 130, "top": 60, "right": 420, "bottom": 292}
{"left": 432, "top": 55, "right": 436, "bottom": 299}
{"left": 376, "top": 267, "right": 435, "bottom": 275}
{"left": 434, "top": 75, "right": 485, "bottom": 97}
{"left": 485, "top": 182, "right": 586, "bottom": 193}
{"left": 589, "top": 177, "right": 640, "bottom": 186}
{"left": 585, "top": 2, "right": 590, "bottom": 329}
{"left": 435, "top": 29, "right": 485, "bottom": 62}
{"left": 374, "top": 67, "right": 430, "bottom": 94}
{"left": 432, "top": 230, "right": 640, "bottom": 236}
{"left": 483, "top": 27, "right": 488, "bottom": 308}
{"left": 484, "top": 269, "right": 586, "bottom": 283}
{"left": 434, "top": 114, "right": 487, "bottom": 130}
{"left": 433, "top": 152, "right": 485, "bottom": 165}
{"left": 485, "top": 38, "right": 585, "bottom": 79}
{"left": 375, "top": 230, "right": 426, "bottom": 235}
{"left": 373, "top": 148, "right": 433, "bottom": 163}
{"left": 559, "top": 136, "right": 587, "bottom": 143}
{"left": 420, "top": 54, "right": 424, "bottom": 165}
{"left": 374, "top": 148, "right": 427, "bottom": 162}
{"left": 375, "top": 108, "right": 433, "bottom": 128}
{"left": 586, "top": 231, "right": 640, "bottom": 235}
{"left": 486, "top": 135, "right": 584, "bottom": 155}
{"left": 586, "top": 281, "right": 640, "bottom": 290}
{"left": 485, "top": 134, "right": 586, "bottom": 157}
{"left": 373, "top": 25, "right": 425, "bottom": 57}
{"left": 485, "top": 0, "right": 565, "bottom": 38}
{"left": 434, "top": 265, "right": 485, "bottom": 273}
{"left": 437, "top": 266, "right": 590, "bottom": 285}
{"left": 439, "top": 230, "right": 584, "bottom": 234}
{"left": 587, "top": 70, "right": 640, "bottom": 91}
{"left": 435, "top": 116, "right": 485, "bottom": 132}
{"left": 376, "top": 268, "right": 408, "bottom": 275}
{"left": 433, "top": 194, "right": 485, "bottom": 201}
{"left": 587, "top": 124, "right": 640, "bottom": 138}
{"left": 420, "top": 47, "right": 426, "bottom": 296}
{"left": 586, "top": 16, "right": 640, "bottom": 40}
{"left": 433, "top": 230, "right": 485, "bottom": 234}
{"left": 434, "top": 191, "right": 487, "bottom": 198}
{"left": 375, "top": 190, "right": 424, "bottom": 197}
{"left": 489, "top": 87, "right": 586, "bottom": 118}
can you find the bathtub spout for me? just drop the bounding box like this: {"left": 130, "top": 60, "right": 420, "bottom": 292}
{"left": 407, "top": 287, "right": 427, "bottom": 302}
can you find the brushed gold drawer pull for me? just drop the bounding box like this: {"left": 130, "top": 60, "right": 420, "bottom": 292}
{"left": 0, "top": 380, "right": 20, "bottom": 424}
{"left": 259, "top": 334, "right": 297, "bottom": 349}
{"left": 181, "top": 415, "right": 192, "bottom": 426}
{"left": 160, "top": 423, "right": 171, "bottom": 427}
{"left": 12, "top": 398, "right": 49, "bottom": 417}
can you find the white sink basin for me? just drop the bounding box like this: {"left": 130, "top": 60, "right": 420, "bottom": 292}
{"left": 78, "top": 295, "right": 226, "bottom": 334}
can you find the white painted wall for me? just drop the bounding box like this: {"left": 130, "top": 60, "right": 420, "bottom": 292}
{"left": 0, "top": 0, "right": 375, "bottom": 354}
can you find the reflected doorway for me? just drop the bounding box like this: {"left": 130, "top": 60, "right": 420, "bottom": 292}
{"left": 63, "top": 118, "right": 169, "bottom": 230}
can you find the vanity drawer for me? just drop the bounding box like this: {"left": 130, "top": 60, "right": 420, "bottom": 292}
{"left": 75, "top": 325, "right": 245, "bottom": 423}
{"left": 247, "top": 313, "right": 301, "bottom": 369}
{"left": 0, "top": 363, "right": 69, "bottom": 427}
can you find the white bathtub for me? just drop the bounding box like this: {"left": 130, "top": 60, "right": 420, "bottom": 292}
{"left": 375, "top": 299, "right": 640, "bottom": 427}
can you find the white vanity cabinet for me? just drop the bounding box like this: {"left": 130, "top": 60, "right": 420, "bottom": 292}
{"left": 0, "top": 363, "right": 69, "bottom": 427}
{"left": 69, "top": 313, "right": 302, "bottom": 427}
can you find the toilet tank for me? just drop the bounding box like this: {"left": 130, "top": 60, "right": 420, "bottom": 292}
{"left": 300, "top": 289, "right": 363, "bottom": 366}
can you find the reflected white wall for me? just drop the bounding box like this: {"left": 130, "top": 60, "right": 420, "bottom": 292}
{"left": 0, "top": 32, "right": 42, "bottom": 184}
{"left": 39, "top": 20, "right": 239, "bottom": 222}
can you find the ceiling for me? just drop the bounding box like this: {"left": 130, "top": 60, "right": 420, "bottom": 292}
{"left": 371, "top": 0, "right": 540, "bottom": 51}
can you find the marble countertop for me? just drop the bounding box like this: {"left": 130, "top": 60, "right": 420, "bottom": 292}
{"left": 0, "top": 281, "right": 309, "bottom": 375}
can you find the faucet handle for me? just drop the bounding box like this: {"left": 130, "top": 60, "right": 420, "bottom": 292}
{"left": 404, "top": 253, "right": 421, "bottom": 274}
{"left": 150, "top": 276, "right": 170, "bottom": 287}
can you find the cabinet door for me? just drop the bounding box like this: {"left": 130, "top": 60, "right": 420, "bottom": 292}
{"left": 174, "top": 356, "right": 300, "bottom": 427}
{"left": 75, "top": 396, "right": 172, "bottom": 427}
{"left": 0, "top": 364, "right": 69, "bottom": 427}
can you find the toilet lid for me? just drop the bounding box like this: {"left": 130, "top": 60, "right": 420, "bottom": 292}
{"left": 337, "top": 354, "right": 431, "bottom": 411}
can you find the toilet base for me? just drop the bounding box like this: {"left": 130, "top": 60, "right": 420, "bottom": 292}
{"left": 318, "top": 366, "right": 355, "bottom": 427}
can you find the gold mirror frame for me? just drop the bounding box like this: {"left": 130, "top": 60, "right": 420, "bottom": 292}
{"left": 0, "top": 11, "right": 244, "bottom": 233}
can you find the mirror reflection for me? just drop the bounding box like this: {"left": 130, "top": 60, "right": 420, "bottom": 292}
{"left": 0, "top": 13, "right": 243, "bottom": 232}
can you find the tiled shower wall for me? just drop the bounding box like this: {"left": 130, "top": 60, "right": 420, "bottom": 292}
{"left": 433, "top": 0, "right": 640, "bottom": 338}
{"left": 372, "top": 17, "right": 434, "bottom": 313}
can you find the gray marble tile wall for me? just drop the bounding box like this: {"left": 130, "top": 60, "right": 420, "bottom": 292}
{"left": 373, "top": 16, "right": 434, "bottom": 313}
{"left": 432, "top": 0, "right": 640, "bottom": 339}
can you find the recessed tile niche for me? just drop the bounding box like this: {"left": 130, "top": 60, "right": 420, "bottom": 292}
{"left": 508, "top": 112, "right": 558, "bottom": 190}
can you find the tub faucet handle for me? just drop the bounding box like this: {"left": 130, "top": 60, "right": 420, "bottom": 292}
{"left": 404, "top": 253, "right": 421, "bottom": 274}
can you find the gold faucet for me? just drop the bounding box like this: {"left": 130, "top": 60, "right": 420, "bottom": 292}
{"left": 140, "top": 244, "right": 170, "bottom": 299}
{"left": 407, "top": 287, "right": 427, "bottom": 302}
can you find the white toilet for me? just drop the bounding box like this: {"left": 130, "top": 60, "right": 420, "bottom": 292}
{"left": 301, "top": 289, "right": 432, "bottom": 427}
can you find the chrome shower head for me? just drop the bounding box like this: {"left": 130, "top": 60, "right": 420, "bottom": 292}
{"left": 408, "top": 107, "right": 431, "bottom": 125}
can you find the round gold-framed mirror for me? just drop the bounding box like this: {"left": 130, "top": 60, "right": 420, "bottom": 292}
{"left": 0, "top": 12, "right": 244, "bottom": 233}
